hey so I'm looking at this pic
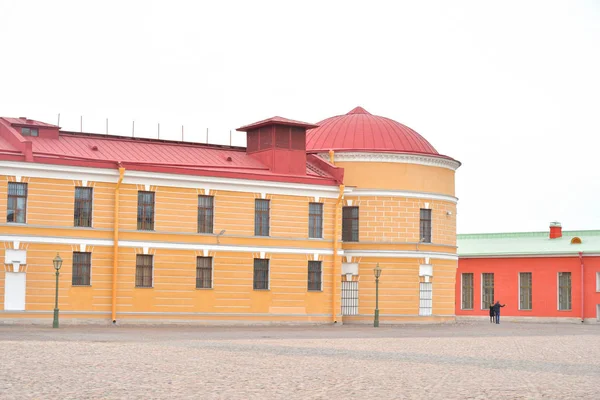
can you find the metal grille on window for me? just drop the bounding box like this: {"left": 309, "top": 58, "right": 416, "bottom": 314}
{"left": 137, "top": 191, "right": 155, "bottom": 231}
{"left": 135, "top": 255, "right": 153, "bottom": 288}
{"left": 259, "top": 127, "right": 272, "bottom": 150}
{"left": 198, "top": 195, "right": 214, "bottom": 234}
{"left": 482, "top": 273, "right": 494, "bottom": 309}
{"left": 253, "top": 259, "right": 269, "bottom": 290}
{"left": 342, "top": 206, "right": 359, "bottom": 242}
{"left": 419, "top": 281, "right": 433, "bottom": 316}
{"left": 72, "top": 252, "right": 91, "bottom": 286}
{"left": 290, "top": 127, "right": 305, "bottom": 150}
{"left": 519, "top": 272, "right": 532, "bottom": 310}
{"left": 74, "top": 187, "right": 93, "bottom": 227}
{"left": 7, "top": 182, "right": 27, "bottom": 223}
{"left": 196, "top": 257, "right": 212, "bottom": 289}
{"left": 308, "top": 203, "right": 323, "bottom": 239}
{"left": 419, "top": 209, "right": 432, "bottom": 243}
{"left": 558, "top": 272, "right": 571, "bottom": 310}
{"left": 341, "top": 281, "right": 359, "bottom": 315}
{"left": 275, "top": 126, "right": 290, "bottom": 148}
{"left": 255, "top": 199, "right": 270, "bottom": 236}
{"left": 461, "top": 273, "right": 474, "bottom": 310}
{"left": 307, "top": 261, "right": 322, "bottom": 291}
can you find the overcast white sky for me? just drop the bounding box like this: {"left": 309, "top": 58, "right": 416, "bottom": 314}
{"left": 1, "top": 0, "right": 598, "bottom": 234}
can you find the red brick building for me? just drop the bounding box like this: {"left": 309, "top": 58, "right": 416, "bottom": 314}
{"left": 456, "top": 223, "right": 600, "bottom": 323}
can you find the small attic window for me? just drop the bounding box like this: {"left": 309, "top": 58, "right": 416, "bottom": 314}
{"left": 570, "top": 237, "right": 582, "bottom": 244}
{"left": 21, "top": 127, "right": 38, "bottom": 137}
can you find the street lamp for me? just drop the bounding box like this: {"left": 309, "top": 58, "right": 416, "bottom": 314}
{"left": 52, "top": 253, "right": 63, "bottom": 328}
{"left": 374, "top": 263, "right": 382, "bottom": 327}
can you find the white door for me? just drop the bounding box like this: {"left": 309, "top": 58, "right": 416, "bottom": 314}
{"left": 4, "top": 272, "right": 26, "bottom": 311}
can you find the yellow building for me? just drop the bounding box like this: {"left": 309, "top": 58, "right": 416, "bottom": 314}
{"left": 0, "top": 107, "right": 460, "bottom": 325}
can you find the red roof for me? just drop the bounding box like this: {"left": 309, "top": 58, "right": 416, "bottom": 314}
{"left": 0, "top": 118, "right": 340, "bottom": 186}
{"left": 306, "top": 107, "right": 439, "bottom": 155}
{"left": 236, "top": 116, "right": 318, "bottom": 131}
{"left": 2, "top": 117, "right": 59, "bottom": 128}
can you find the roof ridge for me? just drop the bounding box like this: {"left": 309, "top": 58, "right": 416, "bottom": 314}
{"left": 458, "top": 229, "right": 600, "bottom": 239}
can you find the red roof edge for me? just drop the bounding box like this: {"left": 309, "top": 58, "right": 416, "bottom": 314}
{"left": 0, "top": 118, "right": 33, "bottom": 161}
{"left": 236, "top": 116, "right": 318, "bottom": 132}
{"left": 307, "top": 154, "right": 344, "bottom": 184}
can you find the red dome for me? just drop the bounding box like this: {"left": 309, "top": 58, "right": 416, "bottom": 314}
{"left": 306, "top": 107, "right": 439, "bottom": 155}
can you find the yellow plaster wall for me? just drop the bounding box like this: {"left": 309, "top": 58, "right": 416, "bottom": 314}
{"left": 343, "top": 197, "right": 457, "bottom": 246}
{"left": 337, "top": 161, "right": 456, "bottom": 196}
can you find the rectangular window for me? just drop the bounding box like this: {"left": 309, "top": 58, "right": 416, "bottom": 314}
{"left": 558, "top": 272, "right": 571, "bottom": 311}
{"left": 308, "top": 202, "right": 323, "bottom": 239}
{"left": 135, "top": 255, "right": 153, "bottom": 288}
{"left": 519, "top": 272, "right": 532, "bottom": 310}
{"left": 137, "top": 191, "right": 155, "bottom": 231}
{"left": 420, "top": 209, "right": 432, "bottom": 243}
{"left": 419, "top": 281, "right": 433, "bottom": 316}
{"left": 196, "top": 257, "right": 212, "bottom": 289}
{"left": 72, "top": 252, "right": 91, "bottom": 286}
{"left": 74, "top": 187, "right": 93, "bottom": 227}
{"left": 7, "top": 182, "right": 27, "bottom": 223}
{"left": 253, "top": 259, "right": 269, "bottom": 290}
{"left": 197, "top": 195, "right": 214, "bottom": 234}
{"left": 342, "top": 206, "right": 359, "bottom": 242}
{"left": 461, "top": 273, "right": 474, "bottom": 310}
{"left": 596, "top": 272, "right": 600, "bottom": 292}
{"left": 254, "top": 199, "right": 270, "bottom": 236}
{"left": 21, "top": 127, "right": 39, "bottom": 137}
{"left": 482, "top": 273, "right": 494, "bottom": 309}
{"left": 307, "top": 261, "right": 322, "bottom": 291}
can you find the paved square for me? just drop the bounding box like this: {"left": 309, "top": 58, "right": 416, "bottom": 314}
{"left": 0, "top": 322, "right": 599, "bottom": 399}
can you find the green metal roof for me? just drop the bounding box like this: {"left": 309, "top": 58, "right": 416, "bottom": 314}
{"left": 457, "top": 230, "right": 600, "bottom": 257}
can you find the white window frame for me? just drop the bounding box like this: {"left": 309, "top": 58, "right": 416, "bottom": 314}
{"left": 460, "top": 273, "right": 474, "bottom": 310}
{"left": 518, "top": 272, "right": 532, "bottom": 311}
{"left": 596, "top": 272, "right": 600, "bottom": 293}
{"left": 557, "top": 272, "right": 571, "bottom": 311}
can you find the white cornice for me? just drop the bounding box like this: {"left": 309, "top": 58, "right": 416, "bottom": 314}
{"left": 319, "top": 152, "right": 461, "bottom": 171}
{"left": 349, "top": 189, "right": 457, "bottom": 203}
{"left": 0, "top": 161, "right": 348, "bottom": 199}
{"left": 343, "top": 250, "right": 458, "bottom": 261}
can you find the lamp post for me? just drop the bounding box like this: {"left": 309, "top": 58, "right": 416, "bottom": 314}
{"left": 52, "top": 253, "right": 63, "bottom": 328}
{"left": 374, "top": 263, "right": 382, "bottom": 327}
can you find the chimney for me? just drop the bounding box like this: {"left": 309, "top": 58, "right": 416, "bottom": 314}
{"left": 549, "top": 222, "right": 562, "bottom": 239}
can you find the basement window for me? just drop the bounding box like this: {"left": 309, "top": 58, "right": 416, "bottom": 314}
{"left": 21, "top": 127, "right": 39, "bottom": 137}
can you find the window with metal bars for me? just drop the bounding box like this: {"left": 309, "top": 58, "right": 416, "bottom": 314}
{"left": 461, "top": 273, "right": 474, "bottom": 310}
{"left": 253, "top": 259, "right": 269, "bottom": 290}
{"left": 74, "top": 187, "right": 93, "bottom": 227}
{"left": 308, "top": 202, "right": 323, "bottom": 239}
{"left": 419, "top": 281, "right": 433, "bottom": 316}
{"left": 254, "top": 199, "right": 270, "bottom": 236}
{"left": 519, "top": 272, "right": 532, "bottom": 310}
{"left": 72, "top": 252, "right": 91, "bottom": 286}
{"left": 137, "top": 191, "right": 155, "bottom": 231}
{"left": 7, "top": 182, "right": 27, "bottom": 223}
{"left": 342, "top": 206, "right": 359, "bottom": 242}
{"left": 558, "top": 272, "right": 571, "bottom": 310}
{"left": 482, "top": 273, "right": 494, "bottom": 309}
{"left": 196, "top": 257, "right": 212, "bottom": 289}
{"left": 420, "top": 209, "right": 432, "bottom": 243}
{"left": 135, "top": 255, "right": 153, "bottom": 288}
{"left": 198, "top": 195, "right": 214, "bottom": 234}
{"left": 307, "top": 261, "right": 322, "bottom": 291}
{"left": 275, "top": 125, "right": 290, "bottom": 148}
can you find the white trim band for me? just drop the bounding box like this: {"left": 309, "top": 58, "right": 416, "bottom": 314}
{"left": 0, "top": 161, "right": 348, "bottom": 199}
{"left": 349, "top": 189, "right": 457, "bottom": 203}
{"left": 319, "top": 152, "right": 461, "bottom": 171}
{"left": 343, "top": 250, "right": 458, "bottom": 261}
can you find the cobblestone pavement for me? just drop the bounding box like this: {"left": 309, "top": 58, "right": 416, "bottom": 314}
{"left": 0, "top": 322, "right": 599, "bottom": 399}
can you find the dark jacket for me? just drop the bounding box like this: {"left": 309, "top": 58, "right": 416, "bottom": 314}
{"left": 489, "top": 305, "right": 495, "bottom": 317}
{"left": 493, "top": 302, "right": 506, "bottom": 314}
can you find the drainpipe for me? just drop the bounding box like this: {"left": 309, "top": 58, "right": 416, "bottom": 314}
{"left": 579, "top": 251, "right": 584, "bottom": 323}
{"left": 332, "top": 183, "right": 345, "bottom": 323}
{"left": 111, "top": 164, "right": 125, "bottom": 324}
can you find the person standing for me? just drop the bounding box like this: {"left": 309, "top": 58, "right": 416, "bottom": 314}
{"left": 489, "top": 304, "right": 495, "bottom": 323}
{"left": 493, "top": 301, "right": 506, "bottom": 324}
